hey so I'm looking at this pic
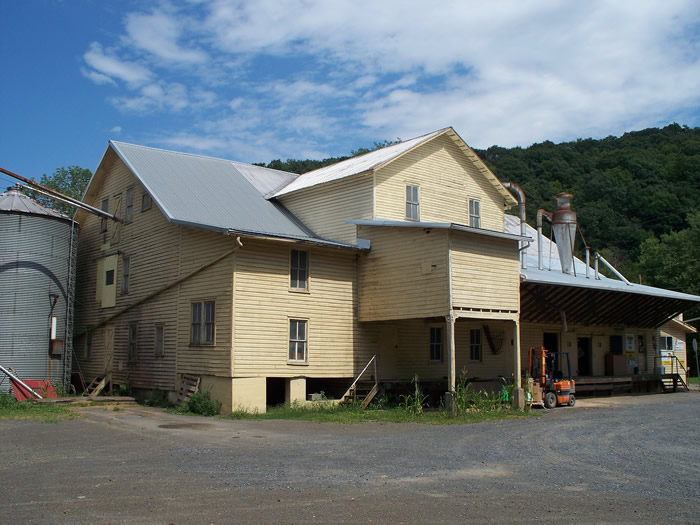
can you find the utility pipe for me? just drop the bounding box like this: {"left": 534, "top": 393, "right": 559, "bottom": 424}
{"left": 585, "top": 247, "right": 590, "bottom": 279}
{"left": 536, "top": 209, "right": 552, "bottom": 271}
{"left": 595, "top": 253, "right": 631, "bottom": 285}
{"left": 1, "top": 167, "right": 120, "bottom": 222}
{"left": 502, "top": 182, "right": 528, "bottom": 269}
{"left": 0, "top": 365, "right": 43, "bottom": 399}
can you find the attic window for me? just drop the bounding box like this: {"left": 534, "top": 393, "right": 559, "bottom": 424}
{"left": 100, "top": 198, "right": 109, "bottom": 232}
{"left": 469, "top": 199, "right": 481, "bottom": 228}
{"left": 125, "top": 187, "right": 134, "bottom": 223}
{"left": 142, "top": 193, "right": 152, "bottom": 212}
{"left": 406, "top": 184, "right": 420, "bottom": 221}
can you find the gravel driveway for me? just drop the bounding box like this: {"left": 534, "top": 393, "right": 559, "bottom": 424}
{"left": 0, "top": 393, "right": 698, "bottom": 524}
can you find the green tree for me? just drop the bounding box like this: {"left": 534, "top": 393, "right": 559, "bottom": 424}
{"left": 27, "top": 166, "right": 92, "bottom": 216}
{"left": 639, "top": 210, "right": 700, "bottom": 319}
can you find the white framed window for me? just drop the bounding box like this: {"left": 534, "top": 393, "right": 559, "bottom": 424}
{"left": 430, "top": 326, "right": 443, "bottom": 362}
{"left": 290, "top": 249, "right": 309, "bottom": 290}
{"left": 406, "top": 184, "right": 420, "bottom": 221}
{"left": 142, "top": 192, "right": 152, "bottom": 212}
{"left": 125, "top": 187, "right": 134, "bottom": 224}
{"left": 100, "top": 198, "right": 109, "bottom": 232}
{"left": 128, "top": 323, "right": 138, "bottom": 362}
{"left": 470, "top": 328, "right": 482, "bottom": 362}
{"left": 121, "top": 255, "right": 130, "bottom": 295}
{"left": 469, "top": 199, "right": 481, "bottom": 228}
{"left": 155, "top": 324, "right": 165, "bottom": 357}
{"left": 191, "top": 301, "right": 215, "bottom": 345}
{"left": 659, "top": 336, "right": 673, "bottom": 351}
{"left": 289, "top": 319, "right": 307, "bottom": 363}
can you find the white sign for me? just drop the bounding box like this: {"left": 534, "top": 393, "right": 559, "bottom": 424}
{"left": 675, "top": 339, "right": 685, "bottom": 351}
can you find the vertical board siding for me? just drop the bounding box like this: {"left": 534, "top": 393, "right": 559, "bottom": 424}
{"left": 450, "top": 233, "right": 520, "bottom": 312}
{"left": 374, "top": 135, "right": 508, "bottom": 229}
{"left": 278, "top": 173, "right": 374, "bottom": 244}
{"left": 233, "top": 239, "right": 372, "bottom": 377}
{"left": 357, "top": 226, "right": 449, "bottom": 322}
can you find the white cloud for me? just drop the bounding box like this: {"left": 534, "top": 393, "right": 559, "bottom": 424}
{"left": 83, "top": 42, "right": 153, "bottom": 88}
{"left": 110, "top": 126, "right": 122, "bottom": 134}
{"left": 82, "top": 0, "right": 700, "bottom": 157}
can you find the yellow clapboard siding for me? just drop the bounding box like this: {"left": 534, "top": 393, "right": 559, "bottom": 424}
{"left": 374, "top": 134, "right": 510, "bottom": 229}
{"left": 278, "top": 173, "right": 374, "bottom": 244}
{"left": 232, "top": 239, "right": 373, "bottom": 377}
{"left": 357, "top": 226, "right": 449, "bottom": 321}
{"left": 450, "top": 233, "right": 520, "bottom": 312}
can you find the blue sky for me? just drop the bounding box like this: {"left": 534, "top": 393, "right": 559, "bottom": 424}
{"left": 2, "top": 0, "right": 700, "bottom": 190}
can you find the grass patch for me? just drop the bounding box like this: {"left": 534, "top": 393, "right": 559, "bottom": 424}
{"left": 688, "top": 376, "right": 698, "bottom": 385}
{"left": 0, "top": 393, "right": 77, "bottom": 423}
{"left": 225, "top": 401, "right": 531, "bottom": 424}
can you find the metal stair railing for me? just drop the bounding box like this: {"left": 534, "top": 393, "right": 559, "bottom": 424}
{"left": 654, "top": 355, "right": 689, "bottom": 391}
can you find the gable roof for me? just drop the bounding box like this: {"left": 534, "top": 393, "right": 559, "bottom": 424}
{"left": 81, "top": 141, "right": 360, "bottom": 249}
{"left": 272, "top": 127, "right": 519, "bottom": 206}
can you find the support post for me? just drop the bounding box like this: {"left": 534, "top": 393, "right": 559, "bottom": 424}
{"left": 445, "top": 311, "right": 457, "bottom": 416}
{"left": 511, "top": 319, "right": 525, "bottom": 410}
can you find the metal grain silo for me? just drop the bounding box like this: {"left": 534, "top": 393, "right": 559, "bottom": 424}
{"left": 0, "top": 186, "right": 78, "bottom": 393}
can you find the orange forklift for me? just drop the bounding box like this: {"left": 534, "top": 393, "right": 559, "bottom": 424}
{"left": 528, "top": 346, "right": 576, "bottom": 408}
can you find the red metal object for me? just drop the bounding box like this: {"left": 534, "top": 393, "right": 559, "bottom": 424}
{"left": 10, "top": 379, "right": 57, "bottom": 401}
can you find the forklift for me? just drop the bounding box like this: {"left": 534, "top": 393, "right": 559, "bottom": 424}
{"left": 528, "top": 346, "right": 576, "bottom": 408}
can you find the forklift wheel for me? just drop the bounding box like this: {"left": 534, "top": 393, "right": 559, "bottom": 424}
{"left": 544, "top": 392, "right": 557, "bottom": 409}
{"left": 568, "top": 394, "right": 576, "bottom": 407}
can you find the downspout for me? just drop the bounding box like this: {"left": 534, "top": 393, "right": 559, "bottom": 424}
{"left": 502, "top": 182, "right": 528, "bottom": 269}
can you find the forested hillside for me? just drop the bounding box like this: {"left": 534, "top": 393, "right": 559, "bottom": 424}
{"left": 259, "top": 124, "right": 700, "bottom": 302}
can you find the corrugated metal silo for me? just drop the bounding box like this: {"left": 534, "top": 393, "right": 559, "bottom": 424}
{"left": 0, "top": 186, "right": 79, "bottom": 393}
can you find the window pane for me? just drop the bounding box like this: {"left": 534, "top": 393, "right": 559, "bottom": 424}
{"left": 105, "top": 269, "right": 114, "bottom": 286}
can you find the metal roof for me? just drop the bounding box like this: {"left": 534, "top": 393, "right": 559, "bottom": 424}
{"left": 109, "top": 141, "right": 329, "bottom": 243}
{"left": 350, "top": 218, "right": 529, "bottom": 242}
{"left": 504, "top": 215, "right": 700, "bottom": 327}
{"left": 273, "top": 129, "right": 447, "bottom": 197}
{"left": 0, "top": 186, "right": 71, "bottom": 220}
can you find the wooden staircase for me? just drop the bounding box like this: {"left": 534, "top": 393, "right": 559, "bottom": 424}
{"left": 83, "top": 375, "right": 109, "bottom": 398}
{"left": 340, "top": 355, "right": 378, "bottom": 409}
{"left": 341, "top": 381, "right": 379, "bottom": 408}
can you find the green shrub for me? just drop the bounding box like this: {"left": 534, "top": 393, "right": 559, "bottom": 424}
{"left": 179, "top": 391, "right": 220, "bottom": 416}
{"left": 399, "top": 374, "right": 428, "bottom": 415}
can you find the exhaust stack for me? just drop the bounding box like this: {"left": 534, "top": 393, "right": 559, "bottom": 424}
{"left": 551, "top": 193, "right": 577, "bottom": 275}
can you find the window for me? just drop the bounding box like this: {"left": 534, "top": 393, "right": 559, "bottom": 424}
{"left": 121, "top": 256, "right": 130, "bottom": 295}
{"left": 105, "top": 269, "right": 114, "bottom": 286}
{"left": 125, "top": 187, "right": 134, "bottom": 223}
{"left": 128, "top": 323, "right": 138, "bottom": 362}
{"left": 191, "top": 301, "right": 215, "bottom": 345}
{"left": 659, "top": 336, "right": 673, "bottom": 351}
{"left": 290, "top": 249, "right": 308, "bottom": 290}
{"left": 155, "top": 325, "right": 164, "bottom": 357}
{"left": 85, "top": 332, "right": 92, "bottom": 360}
{"left": 289, "top": 319, "right": 307, "bottom": 362}
{"left": 142, "top": 192, "right": 152, "bottom": 211}
{"left": 469, "top": 199, "right": 481, "bottom": 228}
{"left": 470, "top": 328, "right": 482, "bottom": 362}
{"left": 406, "top": 184, "right": 420, "bottom": 220}
{"left": 100, "top": 198, "right": 109, "bottom": 232}
{"left": 430, "top": 326, "right": 443, "bottom": 362}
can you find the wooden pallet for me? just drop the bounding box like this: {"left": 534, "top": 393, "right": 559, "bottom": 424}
{"left": 177, "top": 374, "right": 201, "bottom": 404}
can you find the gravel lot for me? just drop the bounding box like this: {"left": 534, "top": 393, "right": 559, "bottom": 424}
{"left": 0, "top": 392, "right": 698, "bottom": 524}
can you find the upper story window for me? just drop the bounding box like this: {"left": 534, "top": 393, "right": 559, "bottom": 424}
{"left": 429, "top": 326, "right": 443, "bottom": 362}
{"left": 469, "top": 199, "right": 481, "bottom": 228}
{"left": 406, "top": 184, "right": 420, "bottom": 221}
{"left": 191, "top": 301, "right": 215, "bottom": 345}
{"left": 142, "top": 192, "right": 152, "bottom": 212}
{"left": 470, "top": 328, "right": 482, "bottom": 362}
{"left": 125, "top": 187, "right": 134, "bottom": 224}
{"left": 100, "top": 198, "right": 109, "bottom": 232}
{"left": 290, "top": 249, "right": 308, "bottom": 291}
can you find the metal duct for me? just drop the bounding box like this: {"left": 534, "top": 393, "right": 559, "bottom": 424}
{"left": 551, "top": 193, "right": 577, "bottom": 275}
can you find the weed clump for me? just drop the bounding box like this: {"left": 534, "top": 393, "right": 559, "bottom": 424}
{"left": 178, "top": 391, "right": 220, "bottom": 416}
